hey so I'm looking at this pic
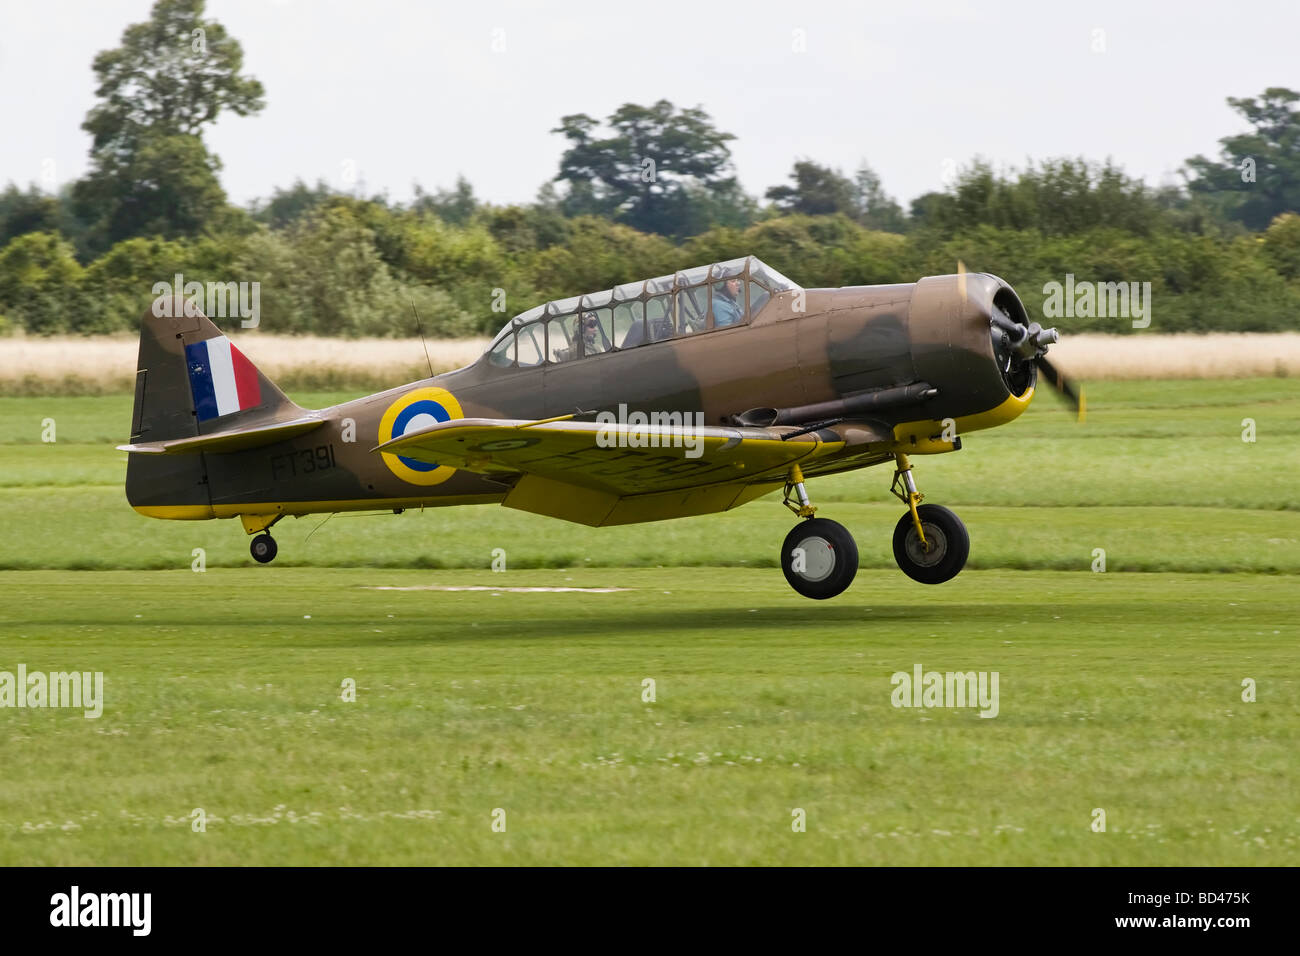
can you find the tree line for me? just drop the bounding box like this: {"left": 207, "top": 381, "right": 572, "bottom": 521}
{"left": 1, "top": 0, "right": 1298, "bottom": 338}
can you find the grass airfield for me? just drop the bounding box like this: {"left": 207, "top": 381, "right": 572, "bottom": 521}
{"left": 0, "top": 379, "right": 1296, "bottom": 865}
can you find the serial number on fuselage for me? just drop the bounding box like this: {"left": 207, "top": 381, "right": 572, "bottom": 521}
{"left": 270, "top": 443, "right": 337, "bottom": 481}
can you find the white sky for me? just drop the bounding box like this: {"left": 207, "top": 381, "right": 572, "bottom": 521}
{"left": 1, "top": 0, "right": 1294, "bottom": 209}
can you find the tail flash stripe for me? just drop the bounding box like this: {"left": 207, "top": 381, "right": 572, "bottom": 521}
{"left": 206, "top": 336, "right": 239, "bottom": 416}
{"left": 186, "top": 339, "right": 219, "bottom": 421}
{"left": 230, "top": 343, "right": 261, "bottom": 410}
{"left": 184, "top": 335, "right": 261, "bottom": 422}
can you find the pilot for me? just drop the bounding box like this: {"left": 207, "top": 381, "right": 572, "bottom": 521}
{"left": 580, "top": 311, "right": 612, "bottom": 355}
{"left": 713, "top": 278, "right": 744, "bottom": 327}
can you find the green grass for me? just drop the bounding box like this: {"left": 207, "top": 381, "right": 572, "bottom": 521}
{"left": 0, "top": 379, "right": 1296, "bottom": 864}
{"left": 0, "top": 567, "right": 1294, "bottom": 865}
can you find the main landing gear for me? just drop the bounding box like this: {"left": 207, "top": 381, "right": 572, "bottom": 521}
{"left": 242, "top": 514, "right": 283, "bottom": 565}
{"left": 779, "top": 465, "right": 858, "bottom": 599}
{"left": 778, "top": 454, "right": 970, "bottom": 599}
{"left": 888, "top": 453, "right": 969, "bottom": 585}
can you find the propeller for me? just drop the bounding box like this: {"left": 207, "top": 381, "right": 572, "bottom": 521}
{"left": 1035, "top": 354, "right": 1086, "bottom": 423}
{"left": 990, "top": 309, "right": 1086, "bottom": 423}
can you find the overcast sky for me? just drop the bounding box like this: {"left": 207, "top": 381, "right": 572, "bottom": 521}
{"left": 1, "top": 0, "right": 1295, "bottom": 209}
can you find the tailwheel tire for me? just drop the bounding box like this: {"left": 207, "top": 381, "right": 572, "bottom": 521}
{"left": 892, "top": 504, "right": 969, "bottom": 584}
{"left": 781, "top": 517, "right": 859, "bottom": 600}
{"left": 250, "top": 534, "right": 278, "bottom": 564}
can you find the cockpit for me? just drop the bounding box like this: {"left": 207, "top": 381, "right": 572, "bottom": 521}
{"left": 485, "top": 255, "right": 800, "bottom": 368}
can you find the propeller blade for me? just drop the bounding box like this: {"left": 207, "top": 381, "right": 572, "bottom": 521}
{"left": 1035, "top": 355, "right": 1085, "bottom": 422}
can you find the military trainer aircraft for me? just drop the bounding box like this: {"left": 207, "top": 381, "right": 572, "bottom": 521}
{"left": 121, "top": 256, "right": 1079, "bottom": 599}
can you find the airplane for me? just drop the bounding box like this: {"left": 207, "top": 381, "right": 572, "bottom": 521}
{"left": 120, "top": 255, "right": 1080, "bottom": 600}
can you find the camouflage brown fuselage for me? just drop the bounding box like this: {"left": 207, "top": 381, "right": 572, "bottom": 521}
{"left": 126, "top": 272, "right": 1032, "bottom": 520}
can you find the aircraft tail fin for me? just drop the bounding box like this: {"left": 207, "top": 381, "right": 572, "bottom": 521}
{"left": 124, "top": 298, "right": 305, "bottom": 514}
{"left": 127, "top": 297, "right": 302, "bottom": 444}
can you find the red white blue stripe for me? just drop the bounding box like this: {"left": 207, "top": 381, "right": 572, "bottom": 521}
{"left": 185, "top": 336, "right": 261, "bottom": 422}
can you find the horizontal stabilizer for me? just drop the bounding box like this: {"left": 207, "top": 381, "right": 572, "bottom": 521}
{"left": 119, "top": 415, "right": 325, "bottom": 455}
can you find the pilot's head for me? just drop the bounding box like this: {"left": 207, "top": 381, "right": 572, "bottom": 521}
{"left": 723, "top": 277, "right": 741, "bottom": 299}
{"left": 580, "top": 312, "right": 601, "bottom": 345}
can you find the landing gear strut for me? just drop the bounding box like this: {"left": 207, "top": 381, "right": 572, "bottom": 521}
{"left": 889, "top": 453, "right": 969, "bottom": 584}
{"left": 779, "top": 465, "right": 859, "bottom": 599}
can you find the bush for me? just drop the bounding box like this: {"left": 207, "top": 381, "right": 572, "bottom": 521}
{"left": 3, "top": 199, "right": 1298, "bottom": 337}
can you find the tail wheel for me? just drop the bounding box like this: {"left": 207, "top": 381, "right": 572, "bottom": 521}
{"left": 250, "top": 534, "right": 278, "bottom": 564}
{"left": 781, "top": 518, "right": 859, "bottom": 600}
{"left": 892, "top": 504, "right": 969, "bottom": 584}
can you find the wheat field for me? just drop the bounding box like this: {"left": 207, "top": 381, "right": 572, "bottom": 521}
{"left": 0, "top": 332, "right": 1296, "bottom": 395}
{"left": 0, "top": 334, "right": 490, "bottom": 394}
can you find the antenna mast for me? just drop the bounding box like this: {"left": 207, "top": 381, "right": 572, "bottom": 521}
{"left": 410, "top": 301, "right": 434, "bottom": 378}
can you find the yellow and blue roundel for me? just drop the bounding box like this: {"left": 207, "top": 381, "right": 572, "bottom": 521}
{"left": 377, "top": 387, "right": 464, "bottom": 485}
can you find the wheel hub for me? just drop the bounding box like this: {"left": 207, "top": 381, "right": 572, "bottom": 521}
{"left": 905, "top": 524, "right": 948, "bottom": 567}
{"left": 792, "top": 535, "right": 837, "bottom": 582}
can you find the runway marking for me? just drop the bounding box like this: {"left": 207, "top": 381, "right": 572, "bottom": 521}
{"left": 361, "top": 585, "right": 633, "bottom": 593}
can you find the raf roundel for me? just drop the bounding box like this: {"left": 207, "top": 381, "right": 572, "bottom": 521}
{"left": 377, "top": 387, "right": 464, "bottom": 485}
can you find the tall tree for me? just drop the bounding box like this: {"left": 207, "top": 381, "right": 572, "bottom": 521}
{"left": 0, "top": 185, "right": 62, "bottom": 246}
{"left": 74, "top": 133, "right": 230, "bottom": 247}
{"left": 766, "top": 160, "right": 907, "bottom": 232}
{"left": 766, "top": 160, "right": 858, "bottom": 217}
{"left": 81, "top": 0, "right": 264, "bottom": 156}
{"left": 907, "top": 157, "right": 1167, "bottom": 236}
{"left": 551, "top": 100, "right": 748, "bottom": 237}
{"left": 412, "top": 176, "right": 479, "bottom": 225}
{"left": 252, "top": 179, "right": 338, "bottom": 230}
{"left": 72, "top": 0, "right": 264, "bottom": 249}
{"left": 854, "top": 162, "right": 907, "bottom": 233}
{"left": 1184, "top": 87, "right": 1300, "bottom": 230}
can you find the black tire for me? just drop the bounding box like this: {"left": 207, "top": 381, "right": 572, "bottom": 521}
{"left": 250, "top": 534, "right": 278, "bottom": 564}
{"left": 892, "top": 504, "right": 969, "bottom": 584}
{"left": 781, "top": 518, "right": 859, "bottom": 600}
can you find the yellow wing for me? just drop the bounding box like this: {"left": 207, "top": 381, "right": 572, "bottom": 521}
{"left": 374, "top": 417, "right": 846, "bottom": 526}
